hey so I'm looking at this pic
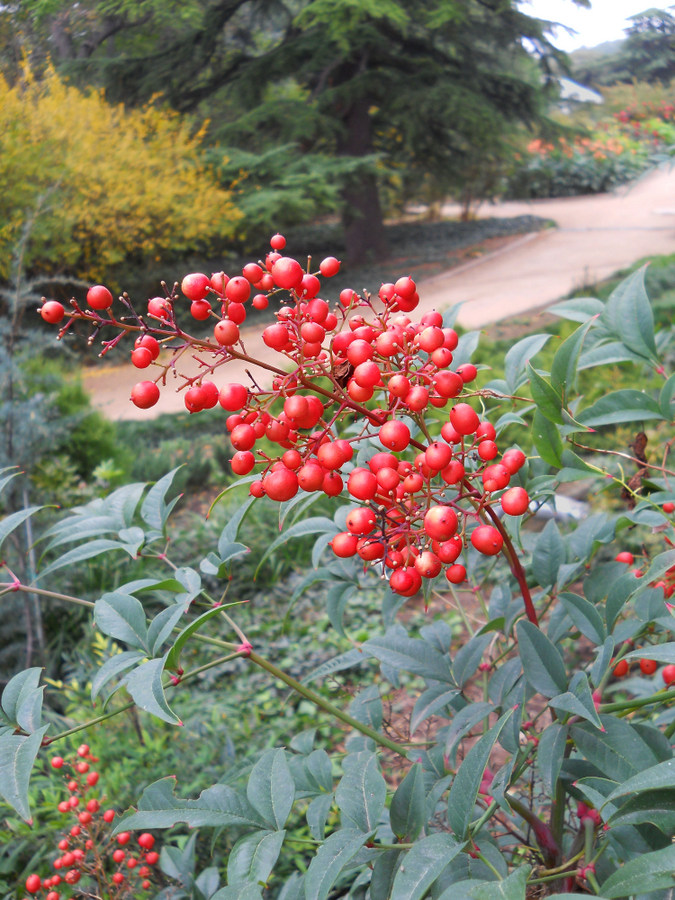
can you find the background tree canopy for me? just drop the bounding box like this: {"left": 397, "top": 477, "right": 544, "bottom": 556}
{"left": 4, "top": 0, "right": 576, "bottom": 263}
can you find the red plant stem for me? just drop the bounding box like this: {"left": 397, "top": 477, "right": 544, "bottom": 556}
{"left": 483, "top": 503, "right": 539, "bottom": 627}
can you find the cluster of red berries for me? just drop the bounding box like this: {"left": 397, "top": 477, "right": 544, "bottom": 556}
{"left": 612, "top": 656, "right": 675, "bottom": 683}
{"left": 39, "top": 233, "right": 534, "bottom": 594}
{"left": 22, "top": 745, "right": 159, "bottom": 899}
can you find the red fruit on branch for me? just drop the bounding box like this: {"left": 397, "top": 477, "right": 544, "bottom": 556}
{"left": 87, "top": 285, "right": 113, "bottom": 310}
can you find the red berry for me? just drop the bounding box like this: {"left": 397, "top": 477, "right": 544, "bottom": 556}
{"left": 145, "top": 852, "right": 159, "bottom": 865}
{"left": 87, "top": 285, "right": 113, "bottom": 310}
{"left": 663, "top": 501, "right": 675, "bottom": 513}
{"left": 501, "top": 448, "right": 526, "bottom": 474}
{"left": 470, "top": 525, "right": 504, "bottom": 556}
{"left": 263, "top": 468, "right": 299, "bottom": 501}
{"left": 331, "top": 533, "right": 358, "bottom": 558}
{"left": 639, "top": 658, "right": 658, "bottom": 675}
{"left": 191, "top": 299, "right": 212, "bottom": 320}
{"left": 424, "top": 506, "right": 458, "bottom": 541}
{"left": 40, "top": 301, "right": 65, "bottom": 324}
{"left": 25, "top": 875, "right": 41, "bottom": 893}
{"left": 117, "top": 832, "right": 131, "bottom": 846}
{"left": 103, "top": 809, "right": 115, "bottom": 823}
{"left": 112, "top": 873, "right": 124, "bottom": 885}
{"left": 130, "top": 381, "right": 160, "bottom": 409}
{"left": 379, "top": 420, "right": 410, "bottom": 452}
{"left": 615, "top": 551, "right": 634, "bottom": 565}
{"left": 214, "top": 319, "right": 240, "bottom": 346}
{"left": 51, "top": 756, "right": 64, "bottom": 769}
{"left": 450, "top": 403, "right": 479, "bottom": 436}
{"left": 270, "top": 233, "right": 286, "bottom": 250}
{"left": 181, "top": 273, "right": 210, "bottom": 301}
{"left": 446, "top": 564, "right": 467, "bottom": 584}
{"left": 225, "top": 276, "right": 251, "bottom": 303}
{"left": 613, "top": 659, "right": 629, "bottom": 678}
{"left": 319, "top": 256, "right": 340, "bottom": 277}
{"left": 272, "top": 257, "right": 304, "bottom": 290}
{"left": 501, "top": 487, "right": 529, "bottom": 516}
{"left": 662, "top": 664, "right": 675, "bottom": 685}
{"left": 135, "top": 334, "right": 160, "bottom": 360}
{"left": 131, "top": 347, "right": 153, "bottom": 369}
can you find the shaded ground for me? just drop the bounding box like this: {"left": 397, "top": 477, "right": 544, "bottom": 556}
{"left": 83, "top": 166, "right": 674, "bottom": 420}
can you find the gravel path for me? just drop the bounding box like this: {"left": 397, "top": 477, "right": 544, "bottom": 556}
{"left": 84, "top": 166, "right": 674, "bottom": 420}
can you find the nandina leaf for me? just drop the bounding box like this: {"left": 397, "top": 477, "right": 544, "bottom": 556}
{"left": 527, "top": 363, "right": 564, "bottom": 424}
{"left": 606, "top": 758, "right": 675, "bottom": 802}
{"left": 304, "top": 829, "right": 371, "bottom": 900}
{"left": 504, "top": 333, "right": 552, "bottom": 394}
{"left": 210, "top": 883, "right": 263, "bottom": 900}
{"left": 599, "top": 843, "right": 675, "bottom": 898}
{"left": 531, "top": 519, "right": 565, "bottom": 589}
{"left": 551, "top": 319, "right": 594, "bottom": 404}
{"left": 659, "top": 372, "right": 675, "bottom": 419}
{"left": 549, "top": 672, "right": 602, "bottom": 729}
{"left": 335, "top": 751, "right": 386, "bottom": 833}
{"left": 140, "top": 467, "right": 182, "bottom": 531}
{"left": 576, "top": 389, "right": 663, "bottom": 427}
{"left": 38, "top": 539, "right": 135, "bottom": 579}
{"left": 410, "top": 685, "right": 460, "bottom": 735}
{"left": 306, "top": 793, "right": 334, "bottom": 840}
{"left": 600, "top": 265, "right": 658, "bottom": 364}
{"left": 537, "top": 724, "right": 568, "bottom": 795}
{"left": 147, "top": 603, "right": 188, "bottom": 656}
{"left": 447, "top": 709, "right": 515, "bottom": 838}
{"left": 362, "top": 626, "right": 454, "bottom": 684}
{"left": 114, "top": 777, "right": 266, "bottom": 831}
{"left": 370, "top": 849, "right": 403, "bottom": 900}
{"left": 559, "top": 592, "right": 606, "bottom": 644}
{"left": 1, "top": 668, "right": 42, "bottom": 728}
{"left": 390, "top": 832, "right": 462, "bottom": 899}
{"left": 226, "top": 829, "right": 285, "bottom": 887}
{"left": 471, "top": 865, "right": 531, "bottom": 899}
{"left": 246, "top": 749, "right": 294, "bottom": 830}
{"left": 531, "top": 409, "right": 563, "bottom": 467}
{"left": 390, "top": 762, "right": 426, "bottom": 840}
{"left": 0, "top": 725, "right": 49, "bottom": 821}
{"left": 123, "top": 654, "right": 179, "bottom": 725}
{"left": 624, "top": 643, "right": 675, "bottom": 664}
{"left": 94, "top": 591, "right": 148, "bottom": 651}
{"left": 164, "top": 601, "right": 243, "bottom": 672}
{"left": 516, "top": 621, "right": 567, "bottom": 698}
{"left": 550, "top": 296, "right": 604, "bottom": 322}
{"left": 91, "top": 650, "right": 146, "bottom": 705}
{"left": 0, "top": 506, "right": 45, "bottom": 553}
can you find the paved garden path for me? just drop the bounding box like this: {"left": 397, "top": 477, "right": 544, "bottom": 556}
{"left": 84, "top": 166, "right": 674, "bottom": 419}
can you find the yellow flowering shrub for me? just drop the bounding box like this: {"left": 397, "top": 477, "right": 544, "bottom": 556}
{"left": 0, "top": 65, "right": 240, "bottom": 282}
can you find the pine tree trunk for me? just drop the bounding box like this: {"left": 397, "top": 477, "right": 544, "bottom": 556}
{"left": 336, "top": 97, "right": 388, "bottom": 267}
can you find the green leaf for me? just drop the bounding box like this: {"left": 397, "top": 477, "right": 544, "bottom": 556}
{"left": 303, "top": 829, "right": 370, "bottom": 900}
{"left": 527, "top": 364, "right": 563, "bottom": 424}
{"left": 599, "top": 843, "right": 675, "bottom": 898}
{"left": 38, "top": 539, "right": 132, "bottom": 579}
{"left": 370, "top": 850, "right": 403, "bottom": 900}
{"left": 140, "top": 467, "right": 182, "bottom": 530}
{"left": 363, "top": 627, "right": 454, "bottom": 684}
{"left": 325, "top": 583, "right": 354, "bottom": 637}
{"left": 470, "top": 865, "right": 531, "bottom": 900}
{"left": 335, "top": 751, "right": 386, "bottom": 833}
{"left": 256, "top": 517, "right": 337, "bottom": 574}
{"left": 549, "top": 672, "right": 602, "bottom": 729}
{"left": 576, "top": 390, "right": 664, "bottom": 427}
{"left": 390, "top": 832, "right": 461, "bottom": 900}
{"left": 444, "top": 703, "right": 496, "bottom": 760}
{"left": 246, "top": 749, "right": 294, "bottom": 830}
{"left": 390, "top": 763, "right": 426, "bottom": 840}
{"left": 606, "top": 758, "right": 675, "bottom": 802}
{"left": 571, "top": 716, "right": 663, "bottom": 782}
{"left": 0, "top": 726, "right": 49, "bottom": 821}
{"left": 124, "top": 654, "right": 179, "bottom": 724}
{"left": 226, "top": 830, "right": 285, "bottom": 887}
{"left": 531, "top": 520, "right": 565, "bottom": 590}
{"left": 1, "top": 668, "right": 42, "bottom": 728}
{"left": 447, "top": 710, "right": 515, "bottom": 838}
{"left": 551, "top": 320, "right": 594, "bottom": 404}
{"left": 577, "top": 340, "right": 647, "bottom": 370}
{"left": 531, "top": 409, "right": 563, "bottom": 467}
{"left": 147, "top": 604, "right": 188, "bottom": 656}
{"left": 211, "top": 884, "right": 263, "bottom": 900}
{"left": 658, "top": 372, "right": 675, "bottom": 420}
{"left": 625, "top": 643, "right": 675, "bottom": 665}
{"left": 504, "top": 333, "right": 552, "bottom": 393}
{"left": 114, "top": 778, "right": 266, "bottom": 831}
{"left": 537, "top": 724, "right": 568, "bottom": 795}
{"left": 306, "top": 793, "right": 333, "bottom": 841}
{"left": 91, "top": 650, "right": 146, "bottom": 704}
{"left": 559, "top": 593, "right": 605, "bottom": 644}
{"left": 600, "top": 265, "right": 658, "bottom": 364}
{"left": 165, "top": 602, "right": 243, "bottom": 673}
{"left": 607, "top": 789, "right": 675, "bottom": 832}
{"left": 452, "top": 633, "right": 492, "bottom": 688}
{"left": 550, "top": 296, "right": 604, "bottom": 322}
{"left": 0, "top": 506, "right": 44, "bottom": 552}
{"left": 410, "top": 685, "right": 460, "bottom": 736}
{"left": 516, "top": 621, "right": 567, "bottom": 698}
{"left": 94, "top": 592, "right": 148, "bottom": 651}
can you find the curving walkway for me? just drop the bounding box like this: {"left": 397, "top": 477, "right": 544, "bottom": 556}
{"left": 84, "top": 167, "right": 674, "bottom": 419}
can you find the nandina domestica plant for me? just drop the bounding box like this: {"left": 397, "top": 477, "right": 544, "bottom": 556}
{"left": 2, "top": 234, "right": 674, "bottom": 898}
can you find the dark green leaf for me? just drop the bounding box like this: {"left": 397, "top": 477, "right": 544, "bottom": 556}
{"left": 326, "top": 583, "right": 354, "bottom": 637}
{"left": 559, "top": 592, "right": 605, "bottom": 644}
{"left": 576, "top": 390, "right": 663, "bottom": 427}
{"left": 0, "top": 726, "right": 49, "bottom": 821}
{"left": 577, "top": 340, "right": 647, "bottom": 370}
{"left": 448, "top": 710, "right": 515, "bottom": 838}
{"left": 607, "top": 790, "right": 675, "bottom": 832}
{"left": 123, "top": 654, "right": 179, "bottom": 725}
{"left": 147, "top": 604, "right": 188, "bottom": 656}
{"left": 226, "top": 830, "right": 285, "bottom": 887}
{"left": 1, "top": 668, "right": 42, "bottom": 727}
{"left": 550, "top": 297, "right": 604, "bottom": 322}
{"left": 165, "top": 601, "right": 243, "bottom": 672}
{"left": 306, "top": 793, "right": 333, "bottom": 840}
{"left": 470, "top": 865, "right": 530, "bottom": 900}
{"left": 257, "top": 517, "right": 337, "bottom": 572}
{"left": 94, "top": 592, "right": 148, "bottom": 651}
{"left": 527, "top": 364, "right": 563, "bottom": 424}
{"left": 531, "top": 520, "right": 565, "bottom": 589}
{"left": 246, "top": 749, "right": 294, "bottom": 830}
{"left": 551, "top": 320, "right": 594, "bottom": 403}
{"left": 516, "top": 621, "right": 567, "bottom": 698}
{"left": 114, "top": 778, "right": 266, "bottom": 831}
{"left": 549, "top": 672, "right": 602, "bottom": 729}
{"left": 370, "top": 850, "right": 402, "bottom": 900}
{"left": 391, "top": 832, "right": 462, "bottom": 899}
{"left": 445, "top": 703, "right": 495, "bottom": 760}
{"left": 504, "top": 334, "right": 552, "bottom": 394}
{"left": 140, "top": 467, "right": 182, "bottom": 530}
{"left": 410, "top": 685, "right": 460, "bottom": 736}
{"left": 452, "top": 633, "right": 492, "bottom": 688}
{"left": 600, "top": 265, "right": 658, "bottom": 364}
{"left": 537, "top": 724, "right": 568, "bottom": 795}
{"left": 335, "top": 751, "right": 386, "bottom": 833}
{"left": 606, "top": 758, "right": 675, "bottom": 802}
{"left": 91, "top": 651, "right": 146, "bottom": 704}
{"left": 0, "top": 507, "right": 44, "bottom": 552}
{"left": 599, "top": 843, "right": 675, "bottom": 898}
{"left": 363, "top": 626, "right": 454, "bottom": 684}
{"left": 211, "top": 884, "right": 263, "bottom": 900}
{"left": 531, "top": 409, "right": 563, "bottom": 467}
{"left": 571, "top": 717, "right": 663, "bottom": 782}
{"left": 302, "top": 648, "right": 368, "bottom": 684}
{"left": 658, "top": 372, "right": 675, "bottom": 420}
{"left": 38, "top": 539, "right": 132, "bottom": 579}
{"left": 390, "top": 763, "right": 426, "bottom": 840}
{"left": 303, "top": 829, "right": 370, "bottom": 900}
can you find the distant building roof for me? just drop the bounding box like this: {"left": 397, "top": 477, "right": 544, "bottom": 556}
{"left": 557, "top": 77, "right": 604, "bottom": 105}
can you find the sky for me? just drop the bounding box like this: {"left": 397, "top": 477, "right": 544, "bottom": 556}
{"left": 517, "top": 0, "right": 671, "bottom": 51}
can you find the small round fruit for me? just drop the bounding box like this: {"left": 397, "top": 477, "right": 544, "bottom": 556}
{"left": 379, "top": 420, "right": 411, "bottom": 452}
{"left": 40, "top": 301, "right": 65, "bottom": 323}
{"left": 51, "top": 756, "right": 64, "bottom": 769}
{"left": 181, "top": 273, "right": 210, "bottom": 301}
{"left": 663, "top": 501, "right": 675, "bottom": 514}
{"left": 272, "top": 257, "right": 304, "bottom": 290}
{"left": 470, "top": 525, "right": 503, "bottom": 556}
{"left": 270, "top": 233, "right": 286, "bottom": 250}
{"left": 613, "top": 659, "right": 629, "bottom": 678}
{"left": 615, "top": 551, "right": 634, "bottom": 565}
{"left": 662, "top": 664, "right": 675, "bottom": 685}
{"left": 449, "top": 403, "right": 479, "bottom": 436}
{"left": 87, "top": 284, "right": 113, "bottom": 309}
{"left": 446, "top": 564, "right": 467, "bottom": 584}
{"left": 138, "top": 833, "right": 155, "bottom": 850}
{"left": 130, "top": 381, "right": 160, "bottom": 409}
{"left": 319, "top": 256, "right": 340, "bottom": 277}
{"left": 501, "top": 487, "right": 529, "bottom": 516}
{"left": 639, "top": 658, "right": 658, "bottom": 675}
